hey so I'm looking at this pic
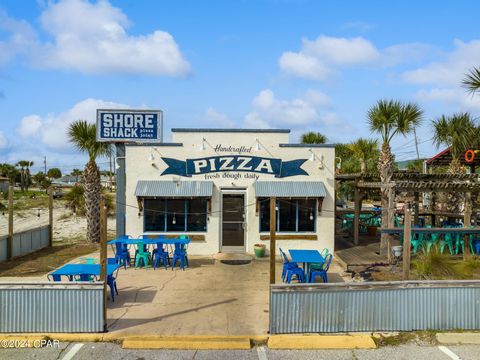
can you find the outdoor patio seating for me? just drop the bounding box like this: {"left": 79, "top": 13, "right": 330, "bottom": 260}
{"left": 153, "top": 241, "right": 170, "bottom": 270}
{"left": 285, "top": 267, "right": 305, "bottom": 283}
{"left": 309, "top": 253, "right": 333, "bottom": 283}
{"left": 279, "top": 247, "right": 299, "bottom": 281}
{"left": 135, "top": 242, "right": 150, "bottom": 269}
{"left": 114, "top": 242, "right": 131, "bottom": 269}
{"left": 171, "top": 242, "right": 188, "bottom": 270}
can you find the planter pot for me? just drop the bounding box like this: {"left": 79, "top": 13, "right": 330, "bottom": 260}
{"left": 367, "top": 226, "right": 377, "bottom": 236}
{"left": 391, "top": 245, "right": 403, "bottom": 258}
{"left": 254, "top": 244, "right": 266, "bottom": 258}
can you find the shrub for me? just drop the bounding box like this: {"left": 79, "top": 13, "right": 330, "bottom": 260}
{"left": 412, "top": 248, "right": 456, "bottom": 279}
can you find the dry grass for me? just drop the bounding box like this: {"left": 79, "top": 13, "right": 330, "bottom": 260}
{"left": 0, "top": 242, "right": 98, "bottom": 277}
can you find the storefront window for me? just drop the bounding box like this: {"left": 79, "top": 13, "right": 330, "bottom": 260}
{"left": 144, "top": 198, "right": 207, "bottom": 232}
{"left": 259, "top": 198, "right": 316, "bottom": 232}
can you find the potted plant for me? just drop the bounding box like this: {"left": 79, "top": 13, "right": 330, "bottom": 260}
{"left": 254, "top": 243, "right": 266, "bottom": 258}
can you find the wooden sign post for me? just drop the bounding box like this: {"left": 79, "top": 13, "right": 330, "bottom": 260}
{"left": 402, "top": 204, "right": 412, "bottom": 280}
{"left": 48, "top": 187, "right": 53, "bottom": 247}
{"left": 7, "top": 185, "right": 13, "bottom": 260}
{"left": 269, "top": 197, "right": 277, "bottom": 285}
{"left": 99, "top": 196, "right": 108, "bottom": 331}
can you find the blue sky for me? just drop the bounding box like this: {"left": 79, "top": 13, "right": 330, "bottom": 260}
{"left": 1, "top": 0, "right": 480, "bottom": 173}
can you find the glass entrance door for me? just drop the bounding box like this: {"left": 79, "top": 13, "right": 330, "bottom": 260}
{"left": 221, "top": 193, "right": 245, "bottom": 252}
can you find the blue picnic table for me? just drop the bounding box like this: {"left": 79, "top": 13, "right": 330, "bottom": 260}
{"left": 48, "top": 263, "right": 120, "bottom": 281}
{"left": 289, "top": 249, "right": 324, "bottom": 274}
{"left": 107, "top": 237, "right": 190, "bottom": 245}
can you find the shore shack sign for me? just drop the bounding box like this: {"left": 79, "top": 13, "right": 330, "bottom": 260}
{"left": 96, "top": 109, "right": 163, "bottom": 142}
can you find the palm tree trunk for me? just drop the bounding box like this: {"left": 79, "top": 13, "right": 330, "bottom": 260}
{"left": 83, "top": 159, "right": 101, "bottom": 243}
{"left": 378, "top": 142, "right": 394, "bottom": 256}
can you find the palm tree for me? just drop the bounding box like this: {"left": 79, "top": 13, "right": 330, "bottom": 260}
{"left": 300, "top": 131, "right": 327, "bottom": 144}
{"left": 348, "top": 138, "right": 379, "bottom": 173}
{"left": 15, "top": 160, "right": 34, "bottom": 192}
{"left": 368, "top": 99, "right": 423, "bottom": 255}
{"left": 463, "top": 67, "right": 480, "bottom": 94}
{"left": 71, "top": 168, "right": 83, "bottom": 183}
{"left": 68, "top": 120, "right": 111, "bottom": 243}
{"left": 432, "top": 113, "right": 477, "bottom": 174}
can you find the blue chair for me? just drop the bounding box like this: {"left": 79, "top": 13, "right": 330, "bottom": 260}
{"left": 279, "top": 248, "right": 299, "bottom": 282}
{"left": 172, "top": 244, "right": 188, "bottom": 271}
{"left": 153, "top": 242, "right": 170, "bottom": 270}
{"left": 115, "top": 242, "right": 131, "bottom": 269}
{"left": 309, "top": 254, "right": 333, "bottom": 283}
{"left": 107, "top": 274, "right": 118, "bottom": 301}
{"left": 49, "top": 274, "right": 62, "bottom": 282}
{"left": 286, "top": 267, "right": 305, "bottom": 283}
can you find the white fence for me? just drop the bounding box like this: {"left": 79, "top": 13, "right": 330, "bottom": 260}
{"left": 0, "top": 225, "right": 50, "bottom": 262}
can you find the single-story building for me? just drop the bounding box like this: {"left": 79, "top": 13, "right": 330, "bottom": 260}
{"left": 124, "top": 128, "right": 335, "bottom": 255}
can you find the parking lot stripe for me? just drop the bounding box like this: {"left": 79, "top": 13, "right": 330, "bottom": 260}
{"left": 257, "top": 346, "right": 268, "bottom": 360}
{"left": 438, "top": 345, "right": 462, "bottom": 360}
{"left": 61, "top": 343, "right": 84, "bottom": 360}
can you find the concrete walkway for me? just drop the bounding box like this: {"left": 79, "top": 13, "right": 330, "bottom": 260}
{"left": 107, "top": 257, "right": 275, "bottom": 335}
{"left": 106, "top": 255, "right": 345, "bottom": 335}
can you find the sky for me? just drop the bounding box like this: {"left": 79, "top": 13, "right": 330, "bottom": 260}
{"left": 1, "top": 0, "right": 480, "bottom": 174}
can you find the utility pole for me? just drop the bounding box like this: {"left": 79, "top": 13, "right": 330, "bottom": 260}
{"left": 413, "top": 127, "right": 420, "bottom": 161}
{"left": 44, "top": 156, "right": 47, "bottom": 174}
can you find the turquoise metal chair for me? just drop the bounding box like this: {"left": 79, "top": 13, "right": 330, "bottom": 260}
{"left": 135, "top": 242, "right": 150, "bottom": 269}
{"left": 440, "top": 233, "right": 454, "bottom": 255}
{"left": 411, "top": 232, "right": 423, "bottom": 255}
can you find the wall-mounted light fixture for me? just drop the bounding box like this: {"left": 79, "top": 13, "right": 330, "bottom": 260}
{"left": 148, "top": 150, "right": 155, "bottom": 162}
{"left": 309, "top": 148, "right": 315, "bottom": 162}
{"left": 255, "top": 138, "right": 261, "bottom": 151}
{"left": 115, "top": 156, "right": 125, "bottom": 170}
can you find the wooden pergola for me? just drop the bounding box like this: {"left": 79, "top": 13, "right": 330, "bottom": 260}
{"left": 335, "top": 172, "right": 480, "bottom": 245}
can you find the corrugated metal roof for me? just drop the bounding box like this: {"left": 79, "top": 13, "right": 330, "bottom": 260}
{"left": 135, "top": 180, "right": 213, "bottom": 197}
{"left": 254, "top": 181, "right": 326, "bottom": 197}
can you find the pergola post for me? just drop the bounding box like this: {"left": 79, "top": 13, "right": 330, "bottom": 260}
{"left": 353, "top": 179, "right": 361, "bottom": 245}
{"left": 414, "top": 192, "right": 419, "bottom": 226}
{"left": 387, "top": 186, "right": 395, "bottom": 263}
{"left": 464, "top": 192, "right": 472, "bottom": 259}
{"left": 402, "top": 204, "right": 412, "bottom": 280}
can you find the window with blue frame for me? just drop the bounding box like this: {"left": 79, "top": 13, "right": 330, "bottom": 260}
{"left": 259, "top": 198, "right": 316, "bottom": 232}
{"left": 144, "top": 198, "right": 208, "bottom": 232}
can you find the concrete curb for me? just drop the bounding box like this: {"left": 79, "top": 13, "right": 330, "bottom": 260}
{"left": 437, "top": 332, "right": 480, "bottom": 345}
{"left": 268, "top": 334, "right": 377, "bottom": 349}
{"left": 122, "top": 336, "right": 251, "bottom": 350}
{"left": 2, "top": 333, "right": 377, "bottom": 350}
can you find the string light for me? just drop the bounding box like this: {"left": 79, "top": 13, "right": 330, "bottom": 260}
{"left": 172, "top": 213, "right": 176, "bottom": 225}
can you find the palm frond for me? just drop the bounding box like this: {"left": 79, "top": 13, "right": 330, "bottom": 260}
{"left": 300, "top": 131, "right": 327, "bottom": 144}
{"left": 68, "top": 120, "right": 111, "bottom": 161}
{"left": 463, "top": 67, "right": 480, "bottom": 94}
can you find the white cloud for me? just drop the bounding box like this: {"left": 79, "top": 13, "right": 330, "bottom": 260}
{"left": 17, "top": 115, "right": 42, "bottom": 138}
{"left": 0, "top": 131, "right": 7, "bottom": 149}
{"left": 417, "top": 87, "right": 480, "bottom": 110}
{"left": 0, "top": 0, "right": 190, "bottom": 76}
{"left": 279, "top": 35, "right": 379, "bottom": 80}
{"left": 17, "top": 98, "right": 131, "bottom": 149}
{"left": 403, "top": 39, "right": 480, "bottom": 86}
{"left": 0, "top": 10, "right": 37, "bottom": 65}
{"left": 279, "top": 34, "right": 434, "bottom": 81}
{"left": 204, "top": 107, "right": 235, "bottom": 128}
{"left": 243, "top": 89, "right": 337, "bottom": 129}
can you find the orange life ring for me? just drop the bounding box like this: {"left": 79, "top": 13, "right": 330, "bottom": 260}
{"left": 465, "top": 149, "right": 475, "bottom": 163}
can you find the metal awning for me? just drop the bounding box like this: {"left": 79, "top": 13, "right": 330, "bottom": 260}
{"left": 135, "top": 180, "right": 213, "bottom": 197}
{"left": 254, "top": 181, "right": 326, "bottom": 198}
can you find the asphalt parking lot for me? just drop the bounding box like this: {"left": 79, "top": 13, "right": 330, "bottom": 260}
{"left": 0, "top": 342, "right": 477, "bottom": 360}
